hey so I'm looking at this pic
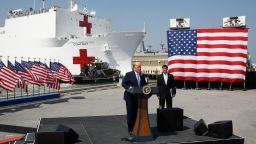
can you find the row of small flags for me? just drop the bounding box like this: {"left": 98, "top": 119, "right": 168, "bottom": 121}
{"left": 0, "top": 60, "right": 75, "bottom": 91}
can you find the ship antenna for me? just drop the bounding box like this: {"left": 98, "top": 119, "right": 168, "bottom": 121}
{"left": 42, "top": 0, "right": 45, "bottom": 10}
{"left": 33, "top": 0, "right": 36, "bottom": 10}
{"left": 142, "top": 21, "right": 146, "bottom": 33}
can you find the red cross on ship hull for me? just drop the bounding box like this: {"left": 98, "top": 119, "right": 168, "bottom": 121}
{"left": 73, "top": 49, "right": 95, "bottom": 71}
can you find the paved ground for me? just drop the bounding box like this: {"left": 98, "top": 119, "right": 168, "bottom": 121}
{"left": 0, "top": 85, "right": 256, "bottom": 143}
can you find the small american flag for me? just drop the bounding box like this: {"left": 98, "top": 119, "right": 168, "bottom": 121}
{"left": 167, "top": 28, "right": 248, "bottom": 83}
{"left": 8, "top": 60, "right": 27, "bottom": 90}
{"left": 15, "top": 61, "right": 42, "bottom": 86}
{"left": 0, "top": 61, "right": 21, "bottom": 91}
{"left": 31, "top": 61, "right": 56, "bottom": 85}
{"left": 50, "top": 62, "right": 75, "bottom": 84}
{"left": 21, "top": 60, "right": 40, "bottom": 82}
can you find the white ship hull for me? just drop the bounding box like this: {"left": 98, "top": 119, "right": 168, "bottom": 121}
{"left": 0, "top": 32, "right": 144, "bottom": 75}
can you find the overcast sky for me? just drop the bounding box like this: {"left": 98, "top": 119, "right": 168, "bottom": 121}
{"left": 0, "top": 0, "right": 255, "bottom": 63}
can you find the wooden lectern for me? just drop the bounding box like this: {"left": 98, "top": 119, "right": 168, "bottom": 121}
{"left": 128, "top": 86, "right": 158, "bottom": 142}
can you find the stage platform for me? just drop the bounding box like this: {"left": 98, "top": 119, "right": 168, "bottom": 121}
{"left": 38, "top": 114, "right": 244, "bottom": 144}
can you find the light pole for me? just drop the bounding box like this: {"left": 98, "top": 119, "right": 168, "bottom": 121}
{"left": 160, "top": 41, "right": 165, "bottom": 52}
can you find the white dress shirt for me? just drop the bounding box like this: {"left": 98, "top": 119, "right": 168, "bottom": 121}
{"left": 163, "top": 73, "right": 168, "bottom": 85}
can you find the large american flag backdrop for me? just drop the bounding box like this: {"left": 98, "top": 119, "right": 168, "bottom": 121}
{"left": 167, "top": 28, "right": 248, "bottom": 83}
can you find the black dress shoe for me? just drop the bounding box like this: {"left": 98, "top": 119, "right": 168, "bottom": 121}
{"left": 129, "top": 131, "right": 133, "bottom": 135}
{"left": 121, "top": 136, "right": 134, "bottom": 142}
{"left": 127, "top": 136, "right": 134, "bottom": 141}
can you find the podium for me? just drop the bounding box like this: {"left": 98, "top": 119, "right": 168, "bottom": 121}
{"left": 128, "top": 86, "right": 158, "bottom": 142}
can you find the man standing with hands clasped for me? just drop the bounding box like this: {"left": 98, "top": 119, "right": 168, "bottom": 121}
{"left": 157, "top": 65, "right": 176, "bottom": 109}
{"left": 122, "top": 62, "right": 147, "bottom": 137}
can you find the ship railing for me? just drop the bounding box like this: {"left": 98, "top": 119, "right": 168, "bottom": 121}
{"left": 7, "top": 8, "right": 50, "bottom": 19}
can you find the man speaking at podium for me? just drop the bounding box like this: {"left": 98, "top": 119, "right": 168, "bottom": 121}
{"left": 122, "top": 62, "right": 147, "bottom": 135}
{"left": 157, "top": 65, "right": 176, "bottom": 108}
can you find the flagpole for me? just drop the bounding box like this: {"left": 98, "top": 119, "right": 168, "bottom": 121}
{"left": 26, "top": 57, "right": 30, "bottom": 96}
{"left": 7, "top": 90, "right": 8, "bottom": 99}
{"left": 38, "top": 58, "right": 41, "bottom": 95}
{"left": 51, "top": 59, "right": 55, "bottom": 93}
{"left": 207, "top": 81, "right": 211, "bottom": 90}
{"left": 21, "top": 85, "right": 23, "bottom": 97}
{"left": 229, "top": 82, "right": 233, "bottom": 91}
{"left": 243, "top": 81, "right": 246, "bottom": 91}
{"left": 195, "top": 81, "right": 199, "bottom": 90}
{"left": 57, "top": 59, "right": 60, "bottom": 92}
{"left": 46, "top": 59, "right": 51, "bottom": 94}
{"left": 13, "top": 89, "right": 16, "bottom": 98}
{"left": 18, "top": 57, "right": 22, "bottom": 97}
{"left": 32, "top": 84, "right": 34, "bottom": 95}
{"left": 219, "top": 82, "right": 223, "bottom": 90}
{"left": 182, "top": 80, "right": 186, "bottom": 89}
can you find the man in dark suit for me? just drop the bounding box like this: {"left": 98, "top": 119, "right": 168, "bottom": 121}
{"left": 122, "top": 62, "right": 147, "bottom": 135}
{"left": 157, "top": 65, "right": 176, "bottom": 108}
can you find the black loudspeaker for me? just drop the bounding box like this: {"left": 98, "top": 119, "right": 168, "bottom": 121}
{"left": 35, "top": 131, "right": 67, "bottom": 144}
{"left": 14, "top": 141, "right": 26, "bottom": 144}
{"left": 208, "top": 120, "right": 233, "bottom": 139}
{"left": 35, "top": 124, "right": 79, "bottom": 144}
{"left": 56, "top": 124, "right": 79, "bottom": 143}
{"left": 194, "top": 119, "right": 208, "bottom": 136}
{"left": 157, "top": 107, "right": 183, "bottom": 132}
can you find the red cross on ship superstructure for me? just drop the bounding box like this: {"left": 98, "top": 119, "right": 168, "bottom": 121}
{"left": 79, "top": 15, "right": 92, "bottom": 35}
{"left": 73, "top": 49, "right": 95, "bottom": 70}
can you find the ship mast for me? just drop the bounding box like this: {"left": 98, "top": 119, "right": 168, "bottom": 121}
{"left": 70, "top": 0, "right": 78, "bottom": 11}
{"left": 33, "top": 0, "right": 36, "bottom": 10}
{"left": 42, "top": 0, "right": 45, "bottom": 9}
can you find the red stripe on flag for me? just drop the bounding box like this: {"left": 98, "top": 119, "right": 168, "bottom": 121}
{"left": 197, "top": 36, "right": 248, "bottom": 41}
{"left": 197, "top": 28, "right": 248, "bottom": 33}
{"left": 168, "top": 60, "right": 246, "bottom": 66}
{"left": 173, "top": 76, "right": 245, "bottom": 83}
{"left": 197, "top": 44, "right": 247, "bottom": 49}
{"left": 169, "top": 68, "right": 246, "bottom": 75}
{"left": 197, "top": 52, "right": 247, "bottom": 58}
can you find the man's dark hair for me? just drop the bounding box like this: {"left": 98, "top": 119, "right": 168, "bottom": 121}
{"left": 162, "top": 65, "right": 168, "bottom": 69}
